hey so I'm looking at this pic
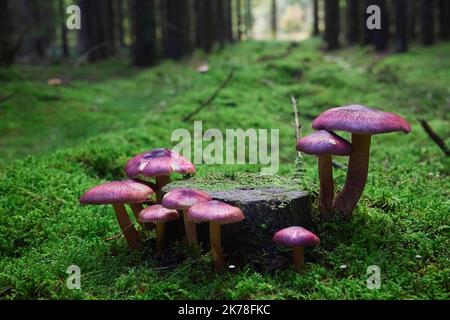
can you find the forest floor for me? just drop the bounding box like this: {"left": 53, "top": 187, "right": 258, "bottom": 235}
{"left": 0, "top": 39, "right": 449, "bottom": 299}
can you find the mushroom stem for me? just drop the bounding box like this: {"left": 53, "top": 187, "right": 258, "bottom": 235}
{"left": 130, "top": 203, "right": 154, "bottom": 231}
{"left": 209, "top": 222, "right": 224, "bottom": 273}
{"left": 155, "top": 222, "right": 166, "bottom": 252}
{"left": 318, "top": 154, "right": 334, "bottom": 219}
{"left": 155, "top": 175, "right": 171, "bottom": 202}
{"left": 292, "top": 246, "right": 305, "bottom": 272}
{"left": 112, "top": 204, "right": 141, "bottom": 249}
{"left": 333, "top": 133, "right": 371, "bottom": 217}
{"left": 183, "top": 210, "right": 198, "bottom": 247}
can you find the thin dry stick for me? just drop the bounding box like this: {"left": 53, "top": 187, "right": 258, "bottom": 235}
{"left": 418, "top": 118, "right": 450, "bottom": 156}
{"left": 291, "top": 96, "right": 302, "bottom": 158}
{"left": 75, "top": 42, "right": 108, "bottom": 67}
{"left": 183, "top": 69, "right": 235, "bottom": 121}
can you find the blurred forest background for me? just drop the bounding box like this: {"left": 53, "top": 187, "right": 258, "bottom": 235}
{"left": 1, "top": 0, "right": 449, "bottom": 67}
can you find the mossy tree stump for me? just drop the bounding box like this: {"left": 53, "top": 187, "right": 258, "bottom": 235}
{"left": 161, "top": 173, "right": 311, "bottom": 254}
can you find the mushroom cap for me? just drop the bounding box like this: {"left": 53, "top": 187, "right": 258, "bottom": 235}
{"left": 312, "top": 105, "right": 411, "bottom": 135}
{"left": 162, "top": 188, "right": 212, "bottom": 210}
{"left": 296, "top": 130, "right": 353, "bottom": 156}
{"left": 273, "top": 226, "right": 320, "bottom": 247}
{"left": 125, "top": 148, "right": 195, "bottom": 179}
{"left": 80, "top": 180, "right": 154, "bottom": 205}
{"left": 138, "top": 205, "right": 179, "bottom": 223}
{"left": 188, "top": 200, "right": 245, "bottom": 224}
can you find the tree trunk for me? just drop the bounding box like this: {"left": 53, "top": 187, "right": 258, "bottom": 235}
{"left": 395, "top": 0, "right": 408, "bottom": 52}
{"left": 224, "top": 0, "right": 233, "bottom": 42}
{"left": 324, "top": 0, "right": 340, "bottom": 50}
{"left": 215, "top": 0, "right": 225, "bottom": 47}
{"left": 372, "top": 0, "right": 389, "bottom": 52}
{"left": 410, "top": 0, "right": 418, "bottom": 41}
{"left": 0, "top": 0, "right": 15, "bottom": 65}
{"left": 133, "top": 0, "right": 157, "bottom": 66}
{"left": 59, "top": 0, "right": 69, "bottom": 58}
{"left": 438, "top": 0, "right": 450, "bottom": 40}
{"left": 363, "top": 0, "right": 372, "bottom": 44}
{"left": 271, "top": 0, "right": 277, "bottom": 38}
{"left": 346, "top": 0, "right": 360, "bottom": 44}
{"left": 116, "top": 0, "right": 125, "bottom": 48}
{"left": 165, "top": 0, "right": 189, "bottom": 59}
{"left": 105, "top": 0, "right": 116, "bottom": 55}
{"left": 313, "top": 0, "right": 319, "bottom": 36}
{"left": 237, "top": 0, "right": 242, "bottom": 40}
{"left": 421, "top": 0, "right": 434, "bottom": 45}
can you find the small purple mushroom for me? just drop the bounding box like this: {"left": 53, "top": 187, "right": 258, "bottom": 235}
{"left": 138, "top": 205, "right": 179, "bottom": 252}
{"left": 162, "top": 188, "right": 212, "bottom": 247}
{"left": 296, "top": 130, "right": 353, "bottom": 218}
{"left": 273, "top": 226, "right": 320, "bottom": 272}
{"left": 125, "top": 148, "right": 195, "bottom": 201}
{"left": 80, "top": 180, "right": 155, "bottom": 249}
{"left": 312, "top": 105, "right": 411, "bottom": 217}
{"left": 188, "top": 200, "right": 244, "bottom": 273}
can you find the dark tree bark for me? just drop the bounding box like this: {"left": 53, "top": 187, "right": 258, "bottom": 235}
{"left": 324, "top": 0, "right": 340, "bottom": 50}
{"left": 237, "top": 0, "right": 242, "bottom": 40}
{"left": 438, "top": 0, "right": 450, "bottom": 40}
{"left": 0, "top": 0, "right": 15, "bottom": 65}
{"left": 59, "top": 0, "right": 69, "bottom": 58}
{"left": 164, "top": 0, "right": 191, "bottom": 59}
{"left": 78, "top": 0, "right": 111, "bottom": 61}
{"left": 195, "top": 0, "right": 215, "bottom": 52}
{"left": 410, "top": 0, "right": 418, "bottom": 41}
{"left": 371, "top": 0, "right": 389, "bottom": 51}
{"left": 363, "top": 0, "right": 372, "bottom": 44}
{"left": 214, "top": 0, "right": 225, "bottom": 46}
{"left": 223, "top": 0, "right": 233, "bottom": 42}
{"left": 312, "top": 0, "right": 319, "bottom": 36}
{"left": 133, "top": 0, "right": 157, "bottom": 66}
{"left": 271, "top": 0, "right": 277, "bottom": 38}
{"left": 395, "top": 0, "right": 408, "bottom": 52}
{"left": 346, "top": 0, "right": 360, "bottom": 44}
{"left": 116, "top": 0, "right": 125, "bottom": 48}
{"left": 421, "top": 0, "right": 434, "bottom": 45}
{"left": 105, "top": 0, "right": 116, "bottom": 55}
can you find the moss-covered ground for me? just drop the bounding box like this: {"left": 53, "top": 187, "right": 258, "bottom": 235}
{"left": 0, "top": 39, "right": 448, "bottom": 299}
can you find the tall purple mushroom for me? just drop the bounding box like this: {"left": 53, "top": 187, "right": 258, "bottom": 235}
{"left": 125, "top": 148, "right": 195, "bottom": 201}
{"left": 188, "top": 200, "right": 244, "bottom": 273}
{"left": 162, "top": 188, "right": 212, "bottom": 247}
{"left": 80, "top": 180, "right": 155, "bottom": 249}
{"left": 312, "top": 105, "right": 411, "bottom": 217}
{"left": 139, "top": 205, "right": 179, "bottom": 252}
{"left": 273, "top": 226, "right": 320, "bottom": 272}
{"left": 296, "top": 130, "right": 353, "bottom": 218}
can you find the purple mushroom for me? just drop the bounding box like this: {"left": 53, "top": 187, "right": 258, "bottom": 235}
{"left": 138, "top": 205, "right": 179, "bottom": 252}
{"left": 273, "top": 226, "right": 320, "bottom": 272}
{"left": 188, "top": 200, "right": 244, "bottom": 273}
{"left": 312, "top": 105, "right": 411, "bottom": 217}
{"left": 162, "top": 188, "right": 212, "bottom": 247}
{"left": 296, "top": 130, "right": 353, "bottom": 218}
{"left": 80, "top": 179, "right": 155, "bottom": 249}
{"left": 125, "top": 148, "right": 195, "bottom": 201}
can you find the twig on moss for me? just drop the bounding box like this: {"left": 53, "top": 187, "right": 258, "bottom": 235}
{"left": 183, "top": 69, "right": 235, "bottom": 121}
{"left": 291, "top": 96, "right": 302, "bottom": 158}
{"left": 418, "top": 118, "right": 450, "bottom": 156}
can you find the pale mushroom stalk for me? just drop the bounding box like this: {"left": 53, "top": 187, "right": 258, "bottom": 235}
{"left": 292, "top": 246, "right": 305, "bottom": 272}
{"left": 210, "top": 222, "right": 225, "bottom": 273}
{"left": 138, "top": 205, "right": 179, "bottom": 252}
{"left": 129, "top": 203, "right": 146, "bottom": 229}
{"left": 112, "top": 204, "right": 141, "bottom": 249}
{"left": 318, "top": 154, "right": 334, "bottom": 218}
{"left": 155, "top": 222, "right": 166, "bottom": 252}
{"left": 183, "top": 209, "right": 198, "bottom": 247}
{"left": 333, "top": 134, "right": 371, "bottom": 217}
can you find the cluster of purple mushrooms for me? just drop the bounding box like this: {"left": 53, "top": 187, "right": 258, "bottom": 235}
{"left": 80, "top": 104, "right": 411, "bottom": 273}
